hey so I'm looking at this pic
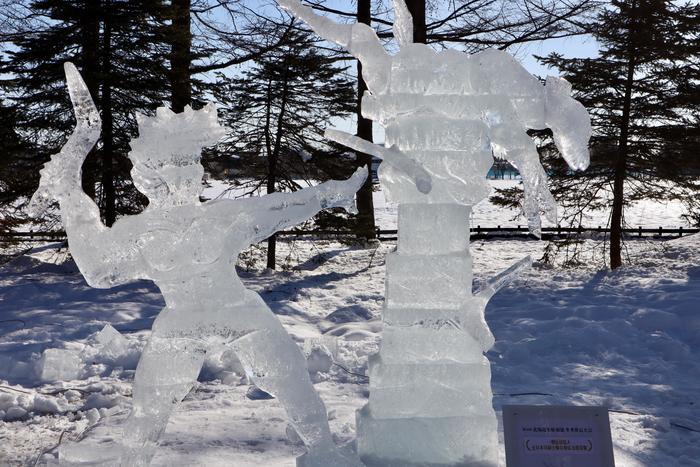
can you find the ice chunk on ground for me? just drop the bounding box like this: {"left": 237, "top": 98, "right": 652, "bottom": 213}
{"left": 39, "top": 348, "right": 83, "bottom": 382}
{"left": 32, "top": 395, "right": 66, "bottom": 414}
{"left": 94, "top": 324, "right": 129, "bottom": 358}
{"left": 305, "top": 342, "right": 333, "bottom": 381}
{"left": 86, "top": 407, "right": 101, "bottom": 425}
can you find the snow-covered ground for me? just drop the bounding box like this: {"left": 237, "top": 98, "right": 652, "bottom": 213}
{"left": 204, "top": 179, "right": 693, "bottom": 230}
{"left": 1, "top": 231, "right": 699, "bottom": 466}
{"left": 374, "top": 180, "right": 693, "bottom": 230}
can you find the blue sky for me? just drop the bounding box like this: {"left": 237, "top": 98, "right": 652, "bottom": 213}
{"left": 520, "top": 35, "right": 599, "bottom": 76}
{"left": 225, "top": 1, "right": 600, "bottom": 75}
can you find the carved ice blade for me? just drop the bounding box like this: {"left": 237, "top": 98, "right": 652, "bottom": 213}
{"left": 324, "top": 129, "right": 432, "bottom": 194}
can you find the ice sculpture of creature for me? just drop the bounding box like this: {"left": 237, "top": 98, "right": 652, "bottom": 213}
{"left": 30, "top": 63, "right": 367, "bottom": 467}
{"left": 278, "top": 1, "right": 591, "bottom": 466}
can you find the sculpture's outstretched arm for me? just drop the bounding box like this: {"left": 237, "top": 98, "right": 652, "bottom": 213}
{"left": 277, "top": 0, "right": 389, "bottom": 79}
{"left": 29, "top": 63, "right": 143, "bottom": 288}
{"left": 240, "top": 167, "right": 368, "bottom": 244}
{"left": 325, "top": 129, "right": 432, "bottom": 194}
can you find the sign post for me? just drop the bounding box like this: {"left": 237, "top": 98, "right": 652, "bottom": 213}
{"left": 503, "top": 405, "right": 616, "bottom": 467}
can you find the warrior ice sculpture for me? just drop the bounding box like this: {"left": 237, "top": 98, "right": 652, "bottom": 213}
{"left": 278, "top": 1, "right": 592, "bottom": 466}
{"left": 30, "top": 63, "right": 368, "bottom": 467}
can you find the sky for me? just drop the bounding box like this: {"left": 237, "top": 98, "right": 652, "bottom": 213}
{"left": 519, "top": 35, "right": 599, "bottom": 77}
{"left": 277, "top": 0, "right": 601, "bottom": 75}
{"left": 220, "top": 1, "right": 600, "bottom": 76}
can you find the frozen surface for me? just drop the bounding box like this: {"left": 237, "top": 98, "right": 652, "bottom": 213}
{"left": 279, "top": 0, "right": 590, "bottom": 465}
{"left": 28, "top": 63, "right": 366, "bottom": 466}
{"left": 94, "top": 324, "right": 130, "bottom": 360}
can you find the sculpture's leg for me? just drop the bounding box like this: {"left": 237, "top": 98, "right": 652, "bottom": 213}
{"left": 57, "top": 308, "right": 207, "bottom": 467}
{"left": 231, "top": 292, "right": 362, "bottom": 467}
{"left": 120, "top": 333, "right": 207, "bottom": 464}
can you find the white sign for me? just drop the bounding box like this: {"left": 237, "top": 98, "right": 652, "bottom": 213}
{"left": 503, "top": 405, "right": 616, "bottom": 467}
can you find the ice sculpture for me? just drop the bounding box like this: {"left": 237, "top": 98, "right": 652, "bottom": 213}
{"left": 278, "top": 1, "right": 591, "bottom": 466}
{"left": 30, "top": 63, "right": 368, "bottom": 467}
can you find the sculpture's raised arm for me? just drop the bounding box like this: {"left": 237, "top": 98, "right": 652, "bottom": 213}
{"left": 480, "top": 51, "right": 590, "bottom": 236}
{"left": 238, "top": 167, "right": 368, "bottom": 245}
{"left": 277, "top": 0, "right": 390, "bottom": 90}
{"left": 29, "top": 63, "right": 101, "bottom": 221}
{"left": 508, "top": 76, "right": 591, "bottom": 236}
{"left": 489, "top": 119, "right": 559, "bottom": 237}
{"left": 29, "top": 63, "right": 144, "bottom": 288}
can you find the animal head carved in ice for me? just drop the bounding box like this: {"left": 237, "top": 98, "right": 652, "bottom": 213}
{"left": 278, "top": 0, "right": 591, "bottom": 233}
{"left": 128, "top": 104, "right": 227, "bottom": 207}
{"left": 544, "top": 76, "right": 591, "bottom": 172}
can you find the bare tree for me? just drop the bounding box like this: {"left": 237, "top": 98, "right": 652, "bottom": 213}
{"left": 168, "top": 0, "right": 295, "bottom": 112}
{"left": 299, "top": 0, "right": 598, "bottom": 52}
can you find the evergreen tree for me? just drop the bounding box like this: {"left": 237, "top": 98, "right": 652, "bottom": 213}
{"left": 1, "top": 0, "right": 169, "bottom": 226}
{"left": 494, "top": 0, "right": 700, "bottom": 269}
{"left": 213, "top": 29, "right": 355, "bottom": 269}
{"left": 167, "top": 0, "right": 296, "bottom": 113}
{"left": 0, "top": 101, "right": 36, "bottom": 232}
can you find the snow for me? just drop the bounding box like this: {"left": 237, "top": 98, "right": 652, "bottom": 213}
{"left": 374, "top": 180, "right": 694, "bottom": 231}
{"left": 2, "top": 233, "right": 699, "bottom": 466}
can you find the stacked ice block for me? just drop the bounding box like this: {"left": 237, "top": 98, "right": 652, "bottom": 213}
{"left": 357, "top": 203, "right": 498, "bottom": 467}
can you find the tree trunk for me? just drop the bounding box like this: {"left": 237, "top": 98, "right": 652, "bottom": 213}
{"left": 355, "top": 0, "right": 376, "bottom": 239}
{"left": 101, "top": 1, "right": 116, "bottom": 227}
{"left": 80, "top": 0, "right": 100, "bottom": 200}
{"left": 170, "top": 0, "right": 192, "bottom": 113}
{"left": 610, "top": 2, "right": 638, "bottom": 270}
{"left": 405, "top": 0, "right": 427, "bottom": 44}
{"left": 609, "top": 136, "right": 627, "bottom": 269}
{"left": 266, "top": 70, "right": 291, "bottom": 270}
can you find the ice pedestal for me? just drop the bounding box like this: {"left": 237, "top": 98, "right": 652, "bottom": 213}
{"left": 357, "top": 406, "right": 497, "bottom": 467}
{"left": 356, "top": 204, "right": 498, "bottom": 467}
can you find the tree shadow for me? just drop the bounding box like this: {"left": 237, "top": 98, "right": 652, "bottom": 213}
{"left": 487, "top": 264, "right": 700, "bottom": 466}
{"left": 0, "top": 256, "right": 162, "bottom": 385}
